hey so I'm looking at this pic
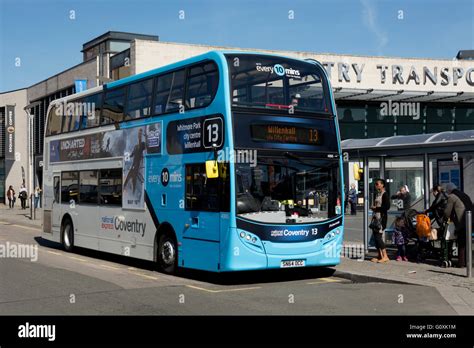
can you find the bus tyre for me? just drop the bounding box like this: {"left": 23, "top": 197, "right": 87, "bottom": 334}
{"left": 62, "top": 219, "right": 74, "bottom": 252}
{"left": 158, "top": 233, "right": 177, "bottom": 274}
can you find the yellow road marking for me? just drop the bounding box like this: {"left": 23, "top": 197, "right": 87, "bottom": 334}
{"left": 46, "top": 250, "right": 62, "bottom": 256}
{"left": 11, "top": 224, "right": 41, "bottom": 231}
{"left": 186, "top": 285, "right": 261, "bottom": 293}
{"left": 68, "top": 256, "right": 88, "bottom": 262}
{"left": 100, "top": 264, "right": 120, "bottom": 270}
{"left": 130, "top": 272, "right": 159, "bottom": 280}
{"left": 307, "top": 277, "right": 344, "bottom": 285}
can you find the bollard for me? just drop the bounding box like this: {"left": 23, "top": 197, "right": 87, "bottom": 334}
{"left": 30, "top": 195, "right": 33, "bottom": 220}
{"left": 467, "top": 211, "right": 472, "bottom": 278}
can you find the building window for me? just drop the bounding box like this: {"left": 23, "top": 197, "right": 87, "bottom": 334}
{"left": 102, "top": 87, "right": 126, "bottom": 125}
{"left": 61, "top": 171, "right": 79, "bottom": 204}
{"left": 154, "top": 70, "right": 185, "bottom": 115}
{"left": 111, "top": 66, "right": 131, "bottom": 81}
{"left": 125, "top": 78, "right": 153, "bottom": 120}
{"left": 109, "top": 41, "right": 131, "bottom": 52}
{"left": 337, "top": 105, "right": 366, "bottom": 139}
{"left": 455, "top": 106, "right": 474, "bottom": 130}
{"left": 79, "top": 170, "right": 98, "bottom": 204}
{"left": 99, "top": 169, "right": 122, "bottom": 206}
{"left": 396, "top": 123, "right": 424, "bottom": 135}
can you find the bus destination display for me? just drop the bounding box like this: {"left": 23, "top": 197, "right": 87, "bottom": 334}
{"left": 250, "top": 124, "right": 320, "bottom": 145}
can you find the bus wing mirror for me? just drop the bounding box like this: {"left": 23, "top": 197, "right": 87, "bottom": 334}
{"left": 205, "top": 160, "right": 219, "bottom": 179}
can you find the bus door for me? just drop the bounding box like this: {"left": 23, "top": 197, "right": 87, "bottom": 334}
{"left": 51, "top": 174, "right": 62, "bottom": 230}
{"left": 181, "top": 162, "right": 221, "bottom": 271}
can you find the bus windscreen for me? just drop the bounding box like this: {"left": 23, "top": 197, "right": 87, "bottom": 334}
{"left": 226, "top": 54, "right": 331, "bottom": 115}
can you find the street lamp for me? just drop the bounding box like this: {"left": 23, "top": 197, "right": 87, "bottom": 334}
{"left": 24, "top": 101, "right": 41, "bottom": 199}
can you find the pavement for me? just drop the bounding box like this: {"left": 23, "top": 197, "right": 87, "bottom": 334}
{"left": 0, "top": 204, "right": 42, "bottom": 229}
{"left": 0, "top": 203, "right": 473, "bottom": 314}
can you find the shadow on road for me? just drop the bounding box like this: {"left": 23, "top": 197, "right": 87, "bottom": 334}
{"left": 35, "top": 236, "right": 337, "bottom": 285}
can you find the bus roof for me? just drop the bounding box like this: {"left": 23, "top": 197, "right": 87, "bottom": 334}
{"left": 49, "top": 50, "right": 324, "bottom": 105}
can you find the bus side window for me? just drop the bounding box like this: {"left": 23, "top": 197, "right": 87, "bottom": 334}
{"left": 53, "top": 176, "right": 60, "bottom": 203}
{"left": 154, "top": 70, "right": 185, "bottom": 115}
{"left": 61, "top": 171, "right": 79, "bottom": 204}
{"left": 79, "top": 170, "right": 99, "bottom": 204}
{"left": 47, "top": 105, "right": 62, "bottom": 136}
{"left": 83, "top": 93, "right": 102, "bottom": 128}
{"left": 102, "top": 88, "right": 125, "bottom": 125}
{"left": 125, "top": 78, "right": 153, "bottom": 120}
{"left": 99, "top": 168, "right": 122, "bottom": 206}
{"left": 62, "top": 112, "right": 72, "bottom": 133}
{"left": 185, "top": 62, "right": 218, "bottom": 109}
{"left": 69, "top": 98, "right": 83, "bottom": 132}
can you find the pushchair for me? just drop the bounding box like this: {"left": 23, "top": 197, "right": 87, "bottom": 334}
{"left": 400, "top": 209, "right": 442, "bottom": 263}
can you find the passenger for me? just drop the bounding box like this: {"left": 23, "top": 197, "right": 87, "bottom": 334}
{"left": 348, "top": 183, "right": 358, "bottom": 215}
{"left": 290, "top": 93, "right": 301, "bottom": 108}
{"left": 392, "top": 216, "right": 409, "bottom": 261}
{"left": 7, "top": 185, "right": 16, "bottom": 209}
{"left": 425, "top": 184, "right": 450, "bottom": 267}
{"left": 391, "top": 185, "right": 411, "bottom": 211}
{"left": 19, "top": 184, "right": 28, "bottom": 210}
{"left": 444, "top": 183, "right": 473, "bottom": 268}
{"left": 370, "top": 178, "right": 390, "bottom": 263}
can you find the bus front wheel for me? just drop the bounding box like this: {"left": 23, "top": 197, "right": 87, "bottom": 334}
{"left": 158, "top": 233, "right": 177, "bottom": 274}
{"left": 61, "top": 218, "right": 74, "bottom": 252}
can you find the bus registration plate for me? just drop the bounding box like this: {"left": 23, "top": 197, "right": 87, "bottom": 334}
{"left": 280, "top": 260, "right": 305, "bottom": 268}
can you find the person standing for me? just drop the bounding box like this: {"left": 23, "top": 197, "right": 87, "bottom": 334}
{"left": 348, "top": 183, "right": 358, "bottom": 215}
{"left": 391, "top": 185, "right": 411, "bottom": 211}
{"left": 7, "top": 185, "right": 16, "bottom": 208}
{"left": 34, "top": 186, "right": 42, "bottom": 209}
{"left": 425, "top": 184, "right": 450, "bottom": 267}
{"left": 392, "top": 216, "right": 409, "bottom": 261}
{"left": 444, "top": 183, "right": 473, "bottom": 268}
{"left": 370, "top": 179, "right": 391, "bottom": 263}
{"left": 19, "top": 184, "right": 28, "bottom": 210}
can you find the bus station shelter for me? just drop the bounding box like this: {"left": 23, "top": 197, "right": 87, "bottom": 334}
{"left": 341, "top": 130, "right": 474, "bottom": 251}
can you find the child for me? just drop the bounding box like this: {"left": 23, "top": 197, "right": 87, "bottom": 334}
{"left": 393, "top": 216, "right": 409, "bottom": 261}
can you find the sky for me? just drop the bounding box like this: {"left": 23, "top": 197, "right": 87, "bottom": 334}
{"left": 0, "top": 0, "right": 473, "bottom": 92}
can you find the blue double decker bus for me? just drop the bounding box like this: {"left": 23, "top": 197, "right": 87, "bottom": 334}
{"left": 42, "top": 51, "right": 344, "bottom": 273}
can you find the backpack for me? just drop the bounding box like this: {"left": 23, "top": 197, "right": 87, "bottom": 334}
{"left": 416, "top": 214, "right": 431, "bottom": 238}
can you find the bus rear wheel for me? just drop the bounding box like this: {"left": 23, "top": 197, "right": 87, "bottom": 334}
{"left": 158, "top": 233, "right": 177, "bottom": 274}
{"left": 61, "top": 218, "right": 74, "bottom": 252}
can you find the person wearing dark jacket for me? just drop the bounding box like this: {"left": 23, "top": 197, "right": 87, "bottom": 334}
{"left": 370, "top": 178, "right": 391, "bottom": 263}
{"left": 391, "top": 185, "right": 411, "bottom": 211}
{"left": 348, "top": 183, "right": 358, "bottom": 215}
{"left": 444, "top": 183, "right": 473, "bottom": 268}
{"left": 425, "top": 184, "right": 450, "bottom": 266}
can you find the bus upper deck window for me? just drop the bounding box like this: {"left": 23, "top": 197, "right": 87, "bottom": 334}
{"left": 102, "top": 87, "right": 125, "bottom": 125}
